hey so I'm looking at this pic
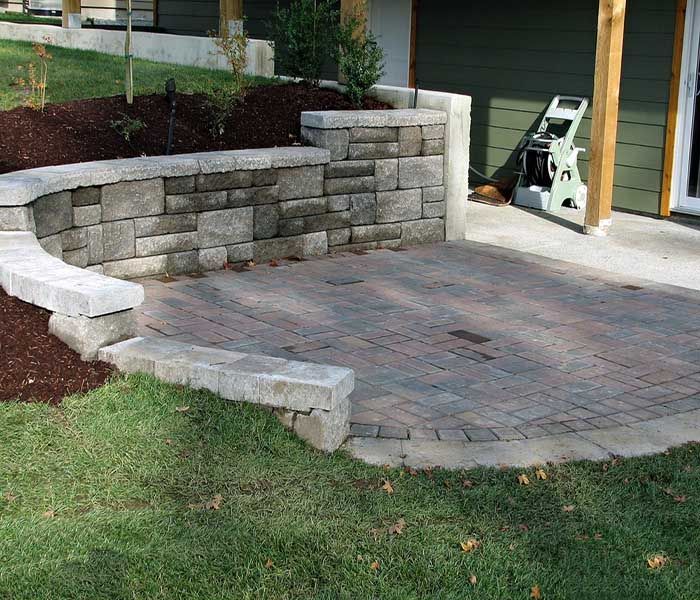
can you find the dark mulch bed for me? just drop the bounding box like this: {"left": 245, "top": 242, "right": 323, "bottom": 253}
{"left": 0, "top": 83, "right": 391, "bottom": 174}
{"left": 0, "top": 289, "right": 113, "bottom": 405}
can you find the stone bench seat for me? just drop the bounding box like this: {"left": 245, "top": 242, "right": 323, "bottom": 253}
{"left": 99, "top": 337, "right": 354, "bottom": 451}
{"left": 0, "top": 232, "right": 143, "bottom": 317}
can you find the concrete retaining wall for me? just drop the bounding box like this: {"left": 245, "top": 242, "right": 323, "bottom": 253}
{"left": 0, "top": 109, "right": 448, "bottom": 280}
{"left": 0, "top": 22, "right": 274, "bottom": 77}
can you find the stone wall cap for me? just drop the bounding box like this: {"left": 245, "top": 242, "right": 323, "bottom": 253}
{"left": 0, "top": 232, "right": 143, "bottom": 317}
{"left": 0, "top": 148, "right": 331, "bottom": 207}
{"left": 300, "top": 109, "right": 448, "bottom": 129}
{"left": 99, "top": 336, "right": 354, "bottom": 412}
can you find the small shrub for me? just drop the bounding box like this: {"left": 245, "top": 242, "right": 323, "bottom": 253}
{"left": 14, "top": 36, "right": 53, "bottom": 111}
{"left": 267, "top": 0, "right": 339, "bottom": 85}
{"left": 207, "top": 87, "right": 243, "bottom": 138}
{"left": 110, "top": 113, "right": 145, "bottom": 144}
{"left": 207, "top": 23, "right": 250, "bottom": 137}
{"left": 210, "top": 23, "right": 249, "bottom": 100}
{"left": 336, "top": 8, "right": 384, "bottom": 107}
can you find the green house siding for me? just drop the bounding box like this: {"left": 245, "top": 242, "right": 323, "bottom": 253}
{"left": 415, "top": 0, "right": 675, "bottom": 214}
{"left": 156, "top": 0, "right": 280, "bottom": 37}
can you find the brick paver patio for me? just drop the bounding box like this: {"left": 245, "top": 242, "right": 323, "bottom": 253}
{"left": 136, "top": 241, "right": 700, "bottom": 443}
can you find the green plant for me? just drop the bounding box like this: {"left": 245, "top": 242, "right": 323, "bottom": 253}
{"left": 267, "top": 0, "right": 339, "bottom": 85}
{"left": 110, "top": 113, "right": 145, "bottom": 143}
{"left": 212, "top": 23, "right": 249, "bottom": 97}
{"left": 206, "top": 87, "right": 240, "bottom": 137}
{"left": 336, "top": 8, "right": 384, "bottom": 106}
{"left": 206, "top": 23, "right": 250, "bottom": 138}
{"left": 14, "top": 37, "right": 53, "bottom": 111}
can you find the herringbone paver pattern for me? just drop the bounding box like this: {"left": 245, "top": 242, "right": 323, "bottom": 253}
{"left": 136, "top": 242, "right": 700, "bottom": 441}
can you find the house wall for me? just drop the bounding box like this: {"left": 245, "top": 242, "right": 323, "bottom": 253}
{"left": 415, "top": 0, "right": 676, "bottom": 215}
{"left": 0, "top": 1, "right": 154, "bottom": 23}
{"left": 156, "top": 0, "right": 277, "bottom": 37}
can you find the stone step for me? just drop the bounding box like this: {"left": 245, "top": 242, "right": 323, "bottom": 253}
{"left": 99, "top": 336, "right": 354, "bottom": 412}
{"left": 99, "top": 337, "right": 354, "bottom": 452}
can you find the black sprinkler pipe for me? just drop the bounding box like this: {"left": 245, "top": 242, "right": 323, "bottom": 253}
{"left": 165, "top": 78, "right": 177, "bottom": 155}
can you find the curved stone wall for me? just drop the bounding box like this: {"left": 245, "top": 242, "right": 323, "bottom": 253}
{"left": 0, "top": 109, "right": 448, "bottom": 280}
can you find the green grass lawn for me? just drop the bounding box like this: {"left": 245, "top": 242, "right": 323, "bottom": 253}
{"left": 0, "top": 39, "right": 276, "bottom": 111}
{"left": 0, "top": 12, "right": 61, "bottom": 26}
{"left": 1, "top": 374, "right": 699, "bottom": 599}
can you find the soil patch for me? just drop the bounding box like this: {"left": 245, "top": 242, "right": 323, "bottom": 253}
{"left": 0, "top": 289, "right": 113, "bottom": 405}
{"left": 0, "top": 83, "right": 391, "bottom": 174}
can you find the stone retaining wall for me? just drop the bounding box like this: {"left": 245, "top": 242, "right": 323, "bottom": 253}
{"left": 0, "top": 109, "right": 448, "bottom": 279}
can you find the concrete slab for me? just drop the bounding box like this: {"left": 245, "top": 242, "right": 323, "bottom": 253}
{"left": 465, "top": 203, "right": 700, "bottom": 291}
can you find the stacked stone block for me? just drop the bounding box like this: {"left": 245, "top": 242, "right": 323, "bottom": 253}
{"left": 9, "top": 109, "right": 448, "bottom": 280}
{"left": 301, "top": 109, "right": 447, "bottom": 252}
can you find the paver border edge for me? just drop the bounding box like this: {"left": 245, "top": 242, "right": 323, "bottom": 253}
{"left": 344, "top": 409, "right": 700, "bottom": 469}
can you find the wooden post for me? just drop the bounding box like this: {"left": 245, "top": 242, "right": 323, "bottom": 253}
{"left": 220, "top": 0, "right": 243, "bottom": 35}
{"left": 584, "top": 0, "right": 627, "bottom": 236}
{"left": 61, "top": 0, "right": 81, "bottom": 28}
{"left": 409, "top": 0, "right": 418, "bottom": 88}
{"left": 125, "top": 0, "right": 133, "bottom": 105}
{"left": 339, "top": 0, "right": 366, "bottom": 81}
{"left": 660, "top": 0, "right": 688, "bottom": 217}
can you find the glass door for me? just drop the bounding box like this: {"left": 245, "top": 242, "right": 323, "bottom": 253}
{"left": 678, "top": 0, "right": 700, "bottom": 214}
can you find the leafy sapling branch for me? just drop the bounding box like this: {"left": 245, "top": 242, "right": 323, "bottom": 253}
{"left": 336, "top": 5, "right": 384, "bottom": 107}
{"left": 267, "top": 0, "right": 339, "bottom": 86}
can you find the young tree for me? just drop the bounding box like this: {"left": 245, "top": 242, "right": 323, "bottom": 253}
{"left": 125, "top": 0, "right": 134, "bottom": 104}
{"left": 267, "top": 0, "right": 339, "bottom": 86}
{"left": 336, "top": 4, "right": 384, "bottom": 106}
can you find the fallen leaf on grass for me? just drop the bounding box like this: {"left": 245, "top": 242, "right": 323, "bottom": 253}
{"left": 469, "top": 574, "right": 477, "bottom": 585}
{"left": 370, "top": 561, "right": 380, "bottom": 571}
{"left": 205, "top": 494, "right": 223, "bottom": 510}
{"left": 388, "top": 518, "right": 406, "bottom": 536}
{"left": 42, "top": 509, "right": 55, "bottom": 518}
{"left": 531, "top": 584, "right": 542, "bottom": 599}
{"left": 175, "top": 406, "right": 190, "bottom": 413}
{"left": 535, "top": 468, "right": 548, "bottom": 481}
{"left": 517, "top": 474, "right": 531, "bottom": 486}
{"left": 460, "top": 539, "right": 480, "bottom": 553}
{"left": 188, "top": 494, "right": 223, "bottom": 510}
{"left": 264, "top": 559, "right": 273, "bottom": 569}
{"left": 518, "top": 524, "right": 530, "bottom": 532}
{"left": 647, "top": 555, "right": 668, "bottom": 570}
{"left": 663, "top": 488, "right": 688, "bottom": 503}
{"left": 462, "top": 479, "right": 474, "bottom": 488}
{"left": 405, "top": 467, "right": 418, "bottom": 477}
{"left": 593, "top": 533, "right": 603, "bottom": 540}
{"left": 3, "top": 491, "right": 16, "bottom": 503}
{"left": 381, "top": 479, "right": 394, "bottom": 495}
{"left": 245, "top": 260, "right": 256, "bottom": 268}
{"left": 164, "top": 438, "right": 173, "bottom": 445}
{"left": 562, "top": 505, "right": 575, "bottom": 513}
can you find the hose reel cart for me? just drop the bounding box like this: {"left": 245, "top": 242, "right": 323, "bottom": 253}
{"left": 513, "top": 95, "right": 589, "bottom": 212}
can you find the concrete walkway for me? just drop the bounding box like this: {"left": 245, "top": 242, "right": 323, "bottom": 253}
{"left": 136, "top": 241, "right": 700, "bottom": 468}
{"left": 465, "top": 203, "right": 700, "bottom": 291}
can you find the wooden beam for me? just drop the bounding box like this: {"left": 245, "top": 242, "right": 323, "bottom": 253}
{"left": 584, "top": 0, "right": 627, "bottom": 236}
{"left": 61, "top": 0, "right": 81, "bottom": 28}
{"left": 220, "top": 0, "right": 243, "bottom": 34}
{"left": 340, "top": 0, "right": 365, "bottom": 34}
{"left": 660, "top": 0, "right": 688, "bottom": 217}
{"left": 408, "top": 0, "right": 418, "bottom": 88}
